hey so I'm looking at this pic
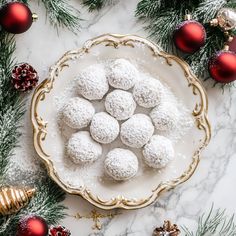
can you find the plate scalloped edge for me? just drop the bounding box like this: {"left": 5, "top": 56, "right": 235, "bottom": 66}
{"left": 30, "top": 34, "right": 211, "bottom": 210}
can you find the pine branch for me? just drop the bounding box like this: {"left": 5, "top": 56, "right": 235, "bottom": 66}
{"left": 144, "top": 9, "right": 182, "bottom": 52}
{"left": 82, "top": 0, "right": 115, "bottom": 12}
{"left": 196, "top": 0, "right": 227, "bottom": 23}
{"left": 0, "top": 32, "right": 25, "bottom": 180}
{"left": 135, "top": 0, "right": 236, "bottom": 85}
{"left": 41, "top": 0, "right": 81, "bottom": 32}
{"left": 0, "top": 177, "right": 66, "bottom": 236}
{"left": 135, "top": 0, "right": 162, "bottom": 19}
{"left": 182, "top": 205, "right": 236, "bottom": 236}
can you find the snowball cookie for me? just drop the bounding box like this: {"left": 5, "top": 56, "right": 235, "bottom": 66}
{"left": 61, "top": 97, "right": 95, "bottom": 129}
{"left": 104, "top": 148, "right": 139, "bottom": 181}
{"left": 66, "top": 131, "right": 102, "bottom": 164}
{"left": 106, "top": 59, "right": 139, "bottom": 90}
{"left": 143, "top": 135, "right": 174, "bottom": 169}
{"left": 90, "top": 112, "right": 119, "bottom": 144}
{"left": 150, "top": 102, "right": 180, "bottom": 132}
{"left": 76, "top": 64, "right": 109, "bottom": 100}
{"left": 105, "top": 89, "right": 136, "bottom": 120}
{"left": 120, "top": 114, "right": 154, "bottom": 148}
{"left": 133, "top": 77, "right": 164, "bottom": 108}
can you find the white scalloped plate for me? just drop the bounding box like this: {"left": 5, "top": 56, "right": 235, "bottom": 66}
{"left": 31, "top": 34, "right": 211, "bottom": 210}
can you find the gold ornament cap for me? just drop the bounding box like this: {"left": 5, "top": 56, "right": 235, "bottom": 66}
{"left": 32, "top": 13, "right": 38, "bottom": 22}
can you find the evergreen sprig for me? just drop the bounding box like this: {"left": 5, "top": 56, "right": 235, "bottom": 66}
{"left": 41, "top": 0, "right": 81, "bottom": 32}
{"left": 0, "top": 177, "right": 66, "bottom": 236}
{"left": 0, "top": 0, "right": 82, "bottom": 233}
{"left": 136, "top": 0, "right": 236, "bottom": 81}
{"left": 0, "top": 31, "right": 25, "bottom": 181}
{"left": 182, "top": 205, "right": 236, "bottom": 236}
{"left": 0, "top": 32, "right": 66, "bottom": 233}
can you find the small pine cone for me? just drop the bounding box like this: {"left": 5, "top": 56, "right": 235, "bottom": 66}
{"left": 153, "top": 220, "right": 180, "bottom": 236}
{"left": 11, "top": 63, "right": 39, "bottom": 92}
{"left": 49, "top": 225, "right": 71, "bottom": 236}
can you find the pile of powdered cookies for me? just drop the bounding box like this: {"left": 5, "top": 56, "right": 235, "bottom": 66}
{"left": 60, "top": 58, "right": 182, "bottom": 182}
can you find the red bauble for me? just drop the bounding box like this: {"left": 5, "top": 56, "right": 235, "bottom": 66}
{"left": 229, "top": 36, "right": 236, "bottom": 53}
{"left": 16, "top": 215, "right": 48, "bottom": 236}
{"left": 0, "top": 2, "right": 33, "bottom": 34}
{"left": 49, "top": 225, "right": 71, "bottom": 236}
{"left": 173, "top": 20, "right": 206, "bottom": 54}
{"left": 208, "top": 50, "right": 236, "bottom": 83}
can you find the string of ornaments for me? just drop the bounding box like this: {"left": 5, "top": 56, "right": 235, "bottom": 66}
{"left": 173, "top": 8, "right": 236, "bottom": 84}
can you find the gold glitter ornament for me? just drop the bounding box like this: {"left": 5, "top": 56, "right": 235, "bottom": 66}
{"left": 210, "top": 8, "right": 236, "bottom": 31}
{"left": 153, "top": 220, "right": 180, "bottom": 236}
{"left": 0, "top": 187, "right": 35, "bottom": 216}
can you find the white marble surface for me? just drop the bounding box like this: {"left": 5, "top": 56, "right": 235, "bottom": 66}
{"left": 12, "top": 0, "right": 236, "bottom": 235}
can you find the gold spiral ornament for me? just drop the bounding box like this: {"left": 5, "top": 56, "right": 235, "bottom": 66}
{"left": 0, "top": 187, "right": 36, "bottom": 216}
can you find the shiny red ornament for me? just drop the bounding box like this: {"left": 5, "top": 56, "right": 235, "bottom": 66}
{"left": 0, "top": 2, "right": 34, "bottom": 34}
{"left": 173, "top": 20, "right": 206, "bottom": 53}
{"left": 11, "top": 63, "right": 39, "bottom": 92}
{"left": 49, "top": 225, "right": 71, "bottom": 236}
{"left": 16, "top": 215, "right": 48, "bottom": 236}
{"left": 208, "top": 50, "right": 236, "bottom": 83}
{"left": 229, "top": 36, "right": 236, "bottom": 53}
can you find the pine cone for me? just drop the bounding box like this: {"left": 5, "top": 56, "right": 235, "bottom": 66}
{"left": 11, "top": 63, "right": 38, "bottom": 92}
{"left": 153, "top": 220, "right": 180, "bottom": 236}
{"left": 49, "top": 225, "right": 71, "bottom": 236}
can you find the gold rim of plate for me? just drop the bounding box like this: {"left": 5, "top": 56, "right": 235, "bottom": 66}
{"left": 30, "top": 34, "right": 211, "bottom": 210}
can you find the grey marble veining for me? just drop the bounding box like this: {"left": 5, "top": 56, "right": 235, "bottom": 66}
{"left": 11, "top": 0, "right": 236, "bottom": 235}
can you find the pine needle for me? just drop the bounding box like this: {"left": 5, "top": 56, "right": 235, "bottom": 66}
{"left": 182, "top": 205, "right": 236, "bottom": 236}
{"left": 41, "top": 0, "right": 82, "bottom": 33}
{"left": 82, "top": 0, "right": 116, "bottom": 12}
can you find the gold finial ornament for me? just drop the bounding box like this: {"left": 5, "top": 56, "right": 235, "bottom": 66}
{"left": 0, "top": 187, "right": 36, "bottom": 216}
{"left": 73, "top": 209, "right": 120, "bottom": 230}
{"left": 210, "top": 8, "right": 236, "bottom": 31}
{"left": 153, "top": 220, "right": 180, "bottom": 236}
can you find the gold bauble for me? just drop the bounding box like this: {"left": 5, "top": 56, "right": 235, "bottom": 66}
{"left": 211, "top": 8, "right": 236, "bottom": 31}
{"left": 0, "top": 187, "right": 35, "bottom": 216}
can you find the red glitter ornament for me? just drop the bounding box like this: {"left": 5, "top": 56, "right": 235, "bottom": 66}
{"left": 16, "top": 215, "right": 48, "bottom": 236}
{"left": 11, "top": 63, "right": 39, "bottom": 92}
{"left": 208, "top": 50, "right": 236, "bottom": 83}
{"left": 173, "top": 17, "right": 206, "bottom": 54}
{"left": 49, "top": 225, "right": 71, "bottom": 236}
{"left": 0, "top": 2, "right": 37, "bottom": 34}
